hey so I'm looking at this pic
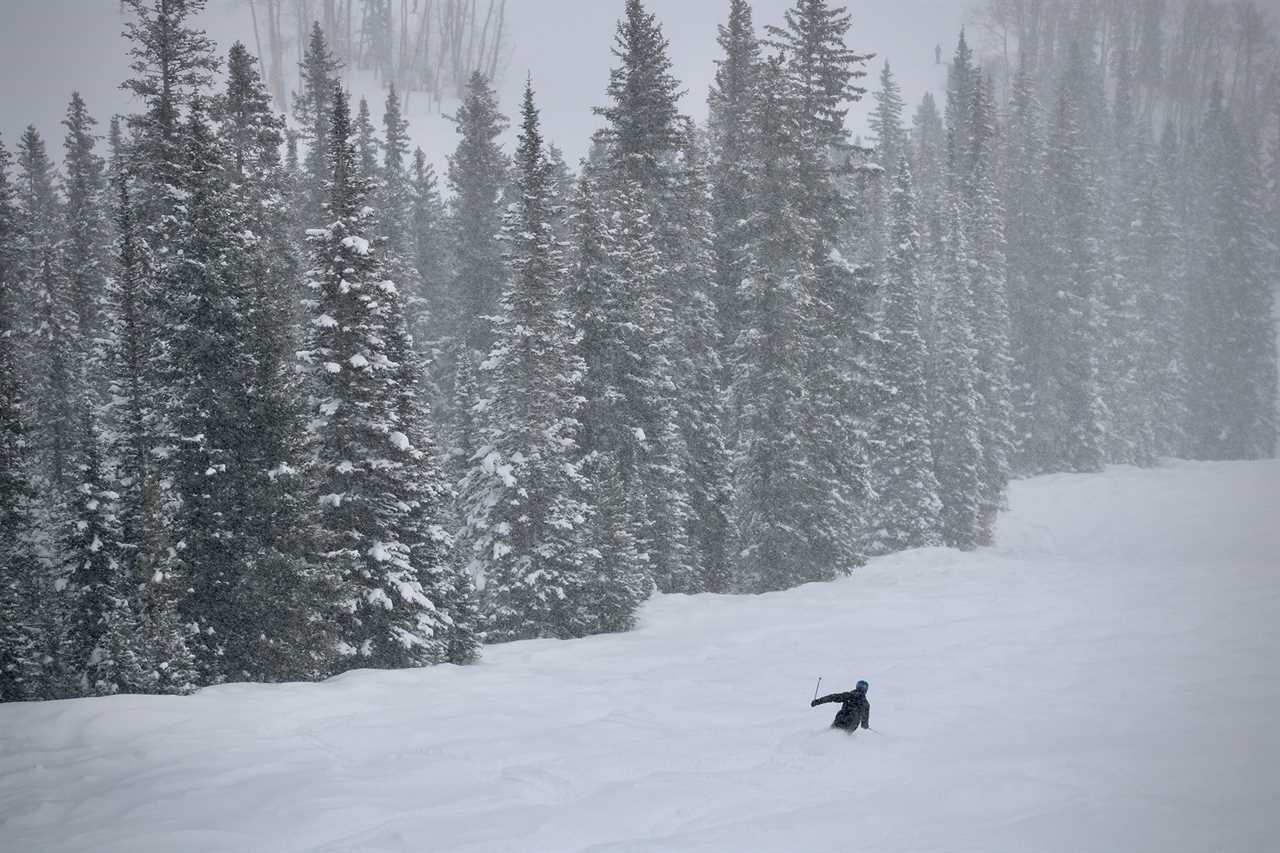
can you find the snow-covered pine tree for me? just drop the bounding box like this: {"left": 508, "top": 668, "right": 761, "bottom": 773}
{"left": 120, "top": 0, "right": 219, "bottom": 226}
{"left": 869, "top": 159, "right": 942, "bottom": 554}
{"left": 377, "top": 86, "right": 413, "bottom": 273}
{"left": 0, "top": 136, "right": 47, "bottom": 702}
{"left": 944, "top": 30, "right": 976, "bottom": 182}
{"left": 16, "top": 126, "right": 79, "bottom": 494}
{"left": 292, "top": 23, "right": 343, "bottom": 231}
{"left": 667, "top": 131, "right": 732, "bottom": 593}
{"left": 1040, "top": 42, "right": 1107, "bottom": 474}
{"left": 457, "top": 82, "right": 594, "bottom": 642}
{"left": 354, "top": 97, "right": 381, "bottom": 188}
{"left": 305, "top": 84, "right": 454, "bottom": 670}
{"left": 590, "top": 0, "right": 700, "bottom": 593}
{"left": 114, "top": 5, "right": 222, "bottom": 688}
{"left": 595, "top": 0, "right": 684, "bottom": 189}
{"left": 448, "top": 72, "right": 508, "bottom": 356}
{"left": 931, "top": 205, "right": 984, "bottom": 551}
{"left": 407, "top": 147, "right": 449, "bottom": 362}
{"left": 764, "top": 0, "right": 874, "bottom": 578}
{"left": 1184, "top": 86, "right": 1277, "bottom": 460}
{"left": 708, "top": 0, "right": 760, "bottom": 373}
{"left": 910, "top": 91, "right": 946, "bottom": 256}
{"left": 604, "top": 177, "right": 694, "bottom": 595}
{"left": 730, "top": 55, "right": 837, "bottom": 592}
{"left": 58, "top": 411, "right": 146, "bottom": 696}
{"left": 864, "top": 61, "right": 908, "bottom": 276}
{"left": 178, "top": 43, "right": 334, "bottom": 683}
{"left": 1003, "top": 56, "right": 1051, "bottom": 474}
{"left": 101, "top": 172, "right": 195, "bottom": 697}
{"left": 1124, "top": 137, "right": 1186, "bottom": 462}
{"left": 60, "top": 93, "right": 108, "bottom": 388}
{"left": 966, "top": 75, "right": 1014, "bottom": 545}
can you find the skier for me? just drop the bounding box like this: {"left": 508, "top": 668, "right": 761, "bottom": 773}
{"left": 811, "top": 680, "right": 871, "bottom": 733}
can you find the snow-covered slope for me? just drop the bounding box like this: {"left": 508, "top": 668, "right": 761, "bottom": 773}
{"left": 2, "top": 461, "right": 1277, "bottom": 853}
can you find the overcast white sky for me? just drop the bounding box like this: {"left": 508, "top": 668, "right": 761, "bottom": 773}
{"left": 0, "top": 0, "right": 971, "bottom": 168}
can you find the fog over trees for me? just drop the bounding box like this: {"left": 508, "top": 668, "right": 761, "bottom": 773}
{"left": 0, "top": 0, "right": 1276, "bottom": 700}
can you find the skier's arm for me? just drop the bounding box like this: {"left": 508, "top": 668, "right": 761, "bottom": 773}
{"left": 861, "top": 698, "right": 871, "bottom": 729}
{"left": 811, "top": 692, "right": 851, "bottom": 707}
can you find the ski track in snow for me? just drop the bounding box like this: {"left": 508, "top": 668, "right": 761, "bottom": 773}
{"left": 1, "top": 460, "right": 1277, "bottom": 853}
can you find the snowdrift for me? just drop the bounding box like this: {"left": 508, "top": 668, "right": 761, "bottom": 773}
{"left": 2, "top": 460, "right": 1276, "bottom": 852}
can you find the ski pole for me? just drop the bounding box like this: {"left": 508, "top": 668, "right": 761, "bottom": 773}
{"left": 812, "top": 677, "right": 822, "bottom": 702}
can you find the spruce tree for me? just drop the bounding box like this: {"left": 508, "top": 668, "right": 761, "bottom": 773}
{"left": 305, "top": 85, "right": 455, "bottom": 669}
{"left": 707, "top": 0, "right": 760, "bottom": 365}
{"left": 458, "top": 83, "right": 594, "bottom": 641}
{"left": 1040, "top": 43, "right": 1107, "bottom": 473}
{"left": 1185, "top": 87, "right": 1277, "bottom": 459}
{"left": 730, "top": 56, "right": 840, "bottom": 592}
{"left": 407, "top": 148, "right": 448, "bottom": 363}
{"left": 59, "top": 413, "right": 145, "bottom": 696}
{"left": 17, "top": 126, "right": 78, "bottom": 493}
{"left": 60, "top": 93, "right": 108, "bottom": 371}
{"left": 869, "top": 160, "right": 942, "bottom": 554}
{"left": 931, "top": 206, "right": 984, "bottom": 550}
{"left": 966, "top": 76, "right": 1015, "bottom": 544}
{"left": 448, "top": 72, "right": 508, "bottom": 355}
{"left": 354, "top": 96, "right": 381, "bottom": 187}
{"left": 595, "top": 0, "right": 685, "bottom": 188}
{"left": 668, "top": 132, "right": 733, "bottom": 593}
{"left": 0, "top": 136, "right": 46, "bottom": 702}
{"left": 292, "top": 23, "right": 343, "bottom": 230}
{"left": 1003, "top": 56, "right": 1051, "bottom": 473}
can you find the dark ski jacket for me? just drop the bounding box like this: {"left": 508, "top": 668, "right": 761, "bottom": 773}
{"left": 812, "top": 687, "right": 870, "bottom": 731}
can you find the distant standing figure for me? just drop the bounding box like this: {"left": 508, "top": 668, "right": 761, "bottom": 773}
{"left": 812, "top": 680, "right": 871, "bottom": 733}
{"left": 935, "top": 44, "right": 943, "bottom": 65}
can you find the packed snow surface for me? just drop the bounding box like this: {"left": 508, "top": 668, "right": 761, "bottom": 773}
{"left": 2, "top": 461, "right": 1277, "bottom": 853}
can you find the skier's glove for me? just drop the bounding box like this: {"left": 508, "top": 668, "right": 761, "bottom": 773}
{"left": 810, "top": 699, "right": 819, "bottom": 707}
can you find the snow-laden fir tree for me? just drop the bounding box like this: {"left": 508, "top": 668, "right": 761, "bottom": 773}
{"left": 448, "top": 72, "right": 508, "bottom": 355}
{"left": 730, "top": 56, "right": 841, "bottom": 592}
{"left": 60, "top": 93, "right": 108, "bottom": 380}
{"left": 458, "top": 82, "right": 595, "bottom": 642}
{"left": 869, "top": 159, "right": 942, "bottom": 554}
{"left": 121, "top": 0, "right": 219, "bottom": 226}
{"left": 17, "top": 126, "right": 79, "bottom": 494}
{"left": 592, "top": 0, "right": 704, "bottom": 594}
{"left": 565, "top": 168, "right": 651, "bottom": 619}
{"left": 910, "top": 91, "right": 946, "bottom": 256}
{"left": 0, "top": 136, "right": 47, "bottom": 702}
{"left": 596, "top": 0, "right": 685, "bottom": 189}
{"left": 1039, "top": 42, "right": 1107, "bottom": 473}
{"left": 304, "top": 84, "right": 457, "bottom": 669}
{"left": 593, "top": 176, "right": 694, "bottom": 595}
{"left": 764, "top": 0, "right": 874, "bottom": 580}
{"left": 1135, "top": 145, "right": 1188, "bottom": 460}
{"left": 1002, "top": 56, "right": 1051, "bottom": 474}
{"left": 101, "top": 172, "right": 197, "bottom": 697}
{"left": 666, "top": 131, "right": 733, "bottom": 593}
{"left": 931, "top": 205, "right": 984, "bottom": 551}
{"left": 1184, "top": 85, "right": 1277, "bottom": 460}
{"left": 292, "top": 23, "right": 343, "bottom": 231}
{"left": 707, "top": 0, "right": 760, "bottom": 368}
{"left": 965, "top": 75, "right": 1015, "bottom": 545}
{"left": 377, "top": 86, "right": 413, "bottom": 272}
{"left": 58, "top": 412, "right": 146, "bottom": 696}
{"left": 406, "top": 147, "right": 449, "bottom": 361}
{"left": 354, "top": 97, "right": 381, "bottom": 187}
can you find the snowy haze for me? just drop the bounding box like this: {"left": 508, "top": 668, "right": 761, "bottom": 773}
{"left": 0, "top": 0, "right": 969, "bottom": 166}
{"left": 3, "top": 461, "right": 1277, "bottom": 851}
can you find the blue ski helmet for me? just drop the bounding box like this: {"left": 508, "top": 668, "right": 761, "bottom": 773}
{"left": 856, "top": 680, "right": 869, "bottom": 692}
